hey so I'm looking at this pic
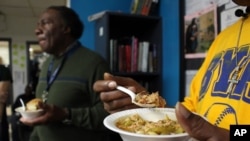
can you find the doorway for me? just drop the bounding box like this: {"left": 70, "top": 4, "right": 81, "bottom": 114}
{"left": 0, "top": 38, "right": 11, "bottom": 68}
{"left": 0, "top": 38, "right": 12, "bottom": 103}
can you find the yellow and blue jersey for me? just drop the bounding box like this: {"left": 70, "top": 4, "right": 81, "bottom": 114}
{"left": 183, "top": 16, "right": 250, "bottom": 130}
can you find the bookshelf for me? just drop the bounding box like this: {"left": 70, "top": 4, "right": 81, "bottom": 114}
{"left": 94, "top": 11, "right": 162, "bottom": 94}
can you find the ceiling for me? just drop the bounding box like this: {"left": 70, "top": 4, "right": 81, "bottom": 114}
{"left": 0, "top": 0, "right": 67, "bottom": 18}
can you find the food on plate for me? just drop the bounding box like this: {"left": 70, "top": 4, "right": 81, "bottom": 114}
{"left": 134, "top": 91, "right": 166, "bottom": 108}
{"left": 26, "top": 98, "right": 43, "bottom": 111}
{"left": 115, "top": 114, "right": 185, "bottom": 135}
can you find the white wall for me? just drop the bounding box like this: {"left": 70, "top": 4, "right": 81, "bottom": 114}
{"left": 1, "top": 15, "right": 37, "bottom": 42}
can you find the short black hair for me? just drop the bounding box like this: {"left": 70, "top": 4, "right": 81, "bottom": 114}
{"left": 47, "top": 6, "right": 84, "bottom": 39}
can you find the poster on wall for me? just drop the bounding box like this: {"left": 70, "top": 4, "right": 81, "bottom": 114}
{"left": 184, "top": 4, "right": 217, "bottom": 57}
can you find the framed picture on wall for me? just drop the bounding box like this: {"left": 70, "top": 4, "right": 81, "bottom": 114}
{"left": 184, "top": 3, "right": 217, "bottom": 56}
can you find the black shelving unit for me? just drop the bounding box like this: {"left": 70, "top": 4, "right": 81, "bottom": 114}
{"left": 94, "top": 11, "right": 162, "bottom": 94}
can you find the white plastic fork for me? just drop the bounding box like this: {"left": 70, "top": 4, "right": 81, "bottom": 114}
{"left": 116, "top": 86, "right": 156, "bottom": 108}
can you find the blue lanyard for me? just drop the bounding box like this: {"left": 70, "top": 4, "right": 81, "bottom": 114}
{"left": 45, "top": 41, "right": 80, "bottom": 92}
{"left": 46, "top": 56, "right": 66, "bottom": 91}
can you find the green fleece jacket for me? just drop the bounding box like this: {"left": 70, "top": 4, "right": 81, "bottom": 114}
{"left": 30, "top": 43, "right": 114, "bottom": 141}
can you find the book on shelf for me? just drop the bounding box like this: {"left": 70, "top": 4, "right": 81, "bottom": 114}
{"left": 141, "top": 0, "right": 152, "bottom": 16}
{"left": 131, "top": 36, "right": 139, "bottom": 72}
{"left": 135, "top": 0, "right": 145, "bottom": 15}
{"left": 138, "top": 41, "right": 158, "bottom": 73}
{"left": 109, "top": 39, "right": 118, "bottom": 72}
{"left": 125, "top": 44, "right": 132, "bottom": 72}
{"left": 140, "top": 41, "right": 150, "bottom": 72}
{"left": 148, "top": 50, "right": 153, "bottom": 72}
{"left": 130, "top": 0, "right": 140, "bottom": 14}
{"left": 147, "top": 43, "right": 158, "bottom": 72}
{"left": 118, "top": 44, "right": 126, "bottom": 72}
{"left": 130, "top": 0, "right": 159, "bottom": 16}
{"left": 109, "top": 39, "right": 114, "bottom": 70}
{"left": 137, "top": 42, "right": 143, "bottom": 72}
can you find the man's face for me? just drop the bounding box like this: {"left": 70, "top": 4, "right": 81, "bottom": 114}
{"left": 35, "top": 9, "right": 66, "bottom": 54}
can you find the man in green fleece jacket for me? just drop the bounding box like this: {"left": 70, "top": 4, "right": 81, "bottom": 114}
{"left": 20, "top": 6, "right": 120, "bottom": 141}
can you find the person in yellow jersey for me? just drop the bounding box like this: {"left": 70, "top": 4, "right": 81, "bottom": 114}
{"left": 93, "top": 0, "right": 250, "bottom": 140}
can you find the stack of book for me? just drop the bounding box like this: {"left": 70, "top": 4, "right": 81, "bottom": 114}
{"left": 109, "top": 36, "right": 158, "bottom": 73}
